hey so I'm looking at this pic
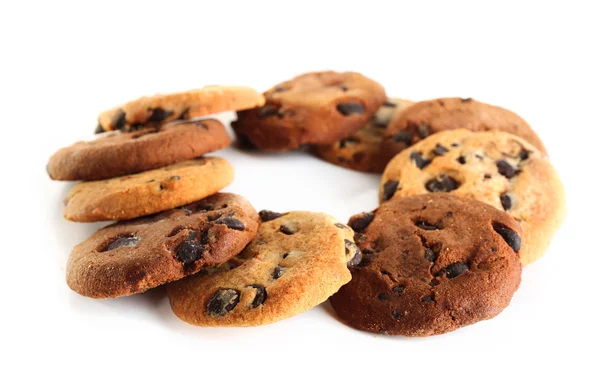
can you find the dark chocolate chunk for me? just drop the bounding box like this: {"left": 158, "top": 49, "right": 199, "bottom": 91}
{"left": 378, "top": 293, "right": 389, "bottom": 301}
{"left": 206, "top": 289, "right": 240, "bottom": 317}
{"left": 424, "top": 248, "right": 437, "bottom": 262}
{"left": 280, "top": 223, "right": 298, "bottom": 235}
{"left": 250, "top": 284, "right": 267, "bottom": 308}
{"left": 519, "top": 150, "right": 530, "bottom": 160}
{"left": 425, "top": 175, "right": 460, "bottom": 192}
{"left": 215, "top": 217, "right": 245, "bottom": 231}
{"left": 148, "top": 108, "right": 173, "bottom": 123}
{"left": 112, "top": 109, "right": 127, "bottom": 130}
{"left": 417, "top": 124, "right": 430, "bottom": 138}
{"left": 272, "top": 265, "right": 284, "bottom": 280}
{"left": 174, "top": 240, "right": 205, "bottom": 264}
{"left": 497, "top": 160, "right": 517, "bottom": 179}
{"left": 392, "top": 285, "right": 405, "bottom": 293}
{"left": 259, "top": 210, "right": 284, "bottom": 222}
{"left": 493, "top": 223, "right": 521, "bottom": 252}
{"left": 432, "top": 144, "right": 449, "bottom": 156}
{"left": 457, "top": 156, "right": 467, "bottom": 164}
{"left": 410, "top": 151, "right": 431, "bottom": 169}
{"left": 336, "top": 102, "right": 365, "bottom": 116}
{"left": 442, "top": 262, "right": 469, "bottom": 278}
{"left": 500, "top": 193, "right": 512, "bottom": 210}
{"left": 349, "top": 212, "right": 375, "bottom": 231}
{"left": 382, "top": 180, "right": 399, "bottom": 201}
{"left": 94, "top": 124, "right": 104, "bottom": 134}
{"left": 393, "top": 130, "right": 412, "bottom": 144}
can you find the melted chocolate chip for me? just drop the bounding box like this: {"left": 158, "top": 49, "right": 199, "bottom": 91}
{"left": 497, "top": 160, "right": 517, "bottom": 179}
{"left": 500, "top": 193, "right": 512, "bottom": 210}
{"left": 272, "top": 265, "right": 284, "bottom": 280}
{"left": 382, "top": 180, "right": 399, "bottom": 201}
{"left": 442, "top": 262, "right": 469, "bottom": 278}
{"left": 280, "top": 224, "right": 298, "bottom": 235}
{"left": 104, "top": 235, "right": 139, "bottom": 251}
{"left": 258, "top": 105, "right": 280, "bottom": 119}
{"left": 410, "top": 151, "right": 431, "bottom": 169}
{"left": 250, "top": 284, "right": 267, "bottom": 308}
{"left": 457, "top": 156, "right": 466, "bottom": 164}
{"left": 417, "top": 124, "right": 430, "bottom": 138}
{"left": 174, "top": 240, "right": 205, "bottom": 264}
{"left": 493, "top": 223, "right": 521, "bottom": 252}
{"left": 393, "top": 130, "right": 412, "bottom": 144}
{"left": 345, "top": 239, "right": 363, "bottom": 267}
{"left": 336, "top": 102, "right": 365, "bottom": 116}
{"left": 425, "top": 175, "right": 460, "bottom": 192}
{"left": 206, "top": 289, "right": 240, "bottom": 317}
{"left": 349, "top": 212, "right": 375, "bottom": 231}
{"left": 259, "top": 210, "right": 284, "bottom": 222}
{"left": 215, "top": 217, "right": 245, "bottom": 231}
{"left": 148, "top": 108, "right": 173, "bottom": 123}
{"left": 432, "top": 144, "right": 449, "bottom": 156}
{"left": 113, "top": 110, "right": 127, "bottom": 130}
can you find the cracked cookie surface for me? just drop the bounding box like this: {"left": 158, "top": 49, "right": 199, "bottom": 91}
{"left": 380, "top": 129, "right": 565, "bottom": 265}
{"left": 64, "top": 157, "right": 234, "bottom": 222}
{"left": 66, "top": 193, "right": 259, "bottom": 299}
{"left": 167, "top": 211, "right": 360, "bottom": 327}
{"left": 330, "top": 193, "right": 522, "bottom": 336}
{"left": 232, "top": 71, "right": 387, "bottom": 151}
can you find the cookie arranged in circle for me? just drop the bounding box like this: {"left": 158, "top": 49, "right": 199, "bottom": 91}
{"left": 232, "top": 71, "right": 387, "bottom": 151}
{"left": 312, "top": 98, "right": 414, "bottom": 172}
{"left": 330, "top": 193, "right": 523, "bottom": 337}
{"left": 380, "top": 97, "right": 546, "bottom": 164}
{"left": 380, "top": 129, "right": 565, "bottom": 265}
{"left": 48, "top": 119, "right": 230, "bottom": 181}
{"left": 64, "top": 157, "right": 234, "bottom": 222}
{"left": 167, "top": 211, "right": 361, "bottom": 327}
{"left": 66, "top": 193, "right": 260, "bottom": 299}
{"left": 97, "top": 86, "right": 265, "bottom": 133}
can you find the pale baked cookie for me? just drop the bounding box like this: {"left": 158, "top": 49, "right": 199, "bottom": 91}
{"left": 66, "top": 193, "right": 260, "bottom": 299}
{"left": 331, "top": 193, "right": 523, "bottom": 336}
{"left": 232, "top": 71, "right": 387, "bottom": 151}
{"left": 97, "top": 86, "right": 265, "bottom": 133}
{"left": 167, "top": 211, "right": 362, "bottom": 327}
{"left": 64, "top": 157, "right": 234, "bottom": 222}
{"left": 380, "top": 129, "right": 565, "bottom": 265}
{"left": 48, "top": 119, "right": 230, "bottom": 181}
{"left": 380, "top": 97, "right": 547, "bottom": 164}
{"left": 312, "top": 98, "right": 415, "bottom": 172}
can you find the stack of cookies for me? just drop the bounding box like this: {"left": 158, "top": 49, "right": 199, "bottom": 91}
{"left": 48, "top": 71, "right": 565, "bottom": 336}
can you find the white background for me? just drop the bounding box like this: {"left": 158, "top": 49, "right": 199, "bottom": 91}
{"left": 1, "top": 1, "right": 598, "bottom": 378}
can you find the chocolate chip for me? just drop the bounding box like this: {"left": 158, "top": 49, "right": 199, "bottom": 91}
{"left": 383, "top": 100, "right": 397, "bottom": 107}
{"left": 148, "top": 108, "right": 173, "bottom": 123}
{"left": 451, "top": 142, "right": 460, "bottom": 148}
{"left": 273, "top": 86, "right": 287, "bottom": 93}
{"left": 206, "top": 289, "right": 240, "bottom": 317}
{"left": 362, "top": 248, "right": 375, "bottom": 255}
{"left": 392, "top": 311, "right": 403, "bottom": 319}
{"left": 417, "top": 124, "right": 430, "bottom": 138}
{"left": 282, "top": 252, "right": 290, "bottom": 259}
{"left": 258, "top": 105, "right": 279, "bottom": 119}
{"left": 461, "top": 97, "right": 473, "bottom": 103}
{"left": 382, "top": 180, "right": 399, "bottom": 201}
{"left": 415, "top": 220, "right": 440, "bottom": 231}
{"left": 520, "top": 150, "right": 530, "bottom": 160}
{"left": 129, "top": 123, "right": 144, "bottom": 131}
{"left": 113, "top": 110, "right": 126, "bottom": 130}
{"left": 337, "top": 84, "right": 349, "bottom": 91}
{"left": 497, "top": 160, "right": 517, "bottom": 178}
{"left": 336, "top": 102, "right": 365, "bottom": 116}
{"left": 178, "top": 108, "right": 190, "bottom": 120}
{"left": 345, "top": 239, "right": 362, "bottom": 267}
{"left": 280, "top": 223, "right": 298, "bottom": 235}
{"left": 425, "top": 175, "right": 460, "bottom": 192}
{"left": 259, "top": 210, "right": 284, "bottom": 222}
{"left": 378, "top": 293, "right": 389, "bottom": 301}
{"left": 432, "top": 144, "right": 449, "bottom": 156}
{"left": 421, "top": 296, "right": 434, "bottom": 303}
{"left": 442, "top": 262, "right": 469, "bottom": 278}
{"left": 410, "top": 151, "right": 431, "bottom": 169}
{"left": 424, "top": 248, "right": 437, "bottom": 262}
{"left": 357, "top": 256, "right": 372, "bottom": 267}
{"left": 484, "top": 173, "right": 492, "bottom": 179}
{"left": 170, "top": 175, "right": 181, "bottom": 181}
{"left": 392, "top": 285, "right": 405, "bottom": 293}
{"left": 393, "top": 130, "right": 413, "bottom": 144}
{"left": 94, "top": 124, "right": 104, "bottom": 134}
{"left": 457, "top": 156, "right": 466, "bottom": 164}
{"left": 104, "top": 235, "right": 139, "bottom": 251}
{"left": 493, "top": 223, "right": 521, "bottom": 252}
{"left": 349, "top": 212, "right": 375, "bottom": 231}
{"left": 174, "top": 240, "right": 205, "bottom": 264}
{"left": 500, "top": 193, "right": 512, "bottom": 210}
{"left": 272, "top": 265, "right": 284, "bottom": 280}
{"left": 215, "top": 217, "right": 245, "bottom": 231}
{"left": 446, "top": 211, "right": 453, "bottom": 217}
{"left": 250, "top": 284, "right": 267, "bottom": 308}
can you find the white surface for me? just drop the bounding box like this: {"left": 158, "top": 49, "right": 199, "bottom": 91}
{"left": 1, "top": 1, "right": 598, "bottom": 378}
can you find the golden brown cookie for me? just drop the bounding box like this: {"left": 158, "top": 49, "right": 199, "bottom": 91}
{"left": 64, "top": 157, "right": 234, "bottom": 222}
{"left": 312, "top": 98, "right": 414, "bottom": 172}
{"left": 232, "top": 71, "right": 387, "bottom": 151}
{"left": 380, "top": 129, "right": 565, "bottom": 265}
{"left": 380, "top": 97, "right": 546, "bottom": 164}
{"left": 167, "top": 210, "right": 361, "bottom": 327}
{"left": 66, "top": 193, "right": 260, "bottom": 299}
{"left": 48, "top": 119, "right": 230, "bottom": 181}
{"left": 97, "top": 86, "right": 265, "bottom": 133}
{"left": 331, "top": 193, "right": 523, "bottom": 336}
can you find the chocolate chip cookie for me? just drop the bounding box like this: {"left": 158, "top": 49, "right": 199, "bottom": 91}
{"left": 48, "top": 119, "right": 230, "bottom": 181}
{"left": 167, "top": 211, "right": 361, "bottom": 326}
{"left": 380, "top": 97, "right": 546, "bottom": 164}
{"left": 312, "top": 98, "right": 415, "bottom": 172}
{"left": 97, "top": 86, "right": 265, "bottom": 133}
{"left": 66, "top": 193, "right": 260, "bottom": 298}
{"left": 64, "top": 157, "right": 234, "bottom": 222}
{"left": 330, "top": 193, "right": 523, "bottom": 336}
{"left": 380, "top": 129, "right": 565, "bottom": 265}
{"left": 232, "top": 71, "right": 387, "bottom": 151}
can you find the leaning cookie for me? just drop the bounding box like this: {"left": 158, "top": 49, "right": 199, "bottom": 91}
{"left": 97, "top": 86, "right": 265, "bottom": 133}
{"left": 167, "top": 210, "right": 361, "bottom": 327}
{"left": 380, "top": 129, "right": 566, "bottom": 265}
{"left": 48, "top": 119, "right": 230, "bottom": 181}
{"left": 66, "top": 193, "right": 260, "bottom": 299}
{"left": 312, "top": 98, "right": 415, "bottom": 173}
{"left": 64, "top": 157, "right": 234, "bottom": 222}
{"left": 331, "top": 193, "right": 523, "bottom": 336}
{"left": 232, "top": 71, "right": 387, "bottom": 151}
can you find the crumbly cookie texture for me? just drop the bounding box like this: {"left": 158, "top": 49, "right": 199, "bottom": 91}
{"left": 64, "top": 157, "right": 234, "bottom": 222}
{"left": 66, "top": 193, "right": 260, "bottom": 299}
{"left": 380, "top": 129, "right": 565, "bottom": 265}
{"left": 167, "top": 211, "right": 361, "bottom": 327}
{"left": 330, "top": 193, "right": 523, "bottom": 336}
{"left": 47, "top": 119, "right": 230, "bottom": 181}
{"left": 97, "top": 86, "right": 265, "bottom": 132}
{"left": 232, "top": 71, "right": 387, "bottom": 151}
{"left": 381, "top": 97, "right": 546, "bottom": 164}
{"left": 312, "top": 98, "right": 415, "bottom": 172}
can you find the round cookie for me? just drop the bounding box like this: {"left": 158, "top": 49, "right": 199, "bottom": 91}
{"left": 66, "top": 193, "right": 260, "bottom": 299}
{"left": 330, "top": 193, "right": 523, "bottom": 337}
{"left": 231, "top": 71, "right": 387, "bottom": 151}
{"left": 167, "top": 210, "right": 362, "bottom": 327}
{"left": 312, "top": 98, "right": 415, "bottom": 172}
{"left": 380, "top": 97, "right": 546, "bottom": 164}
{"left": 380, "top": 129, "right": 565, "bottom": 266}
{"left": 48, "top": 119, "right": 230, "bottom": 181}
{"left": 64, "top": 157, "right": 234, "bottom": 222}
{"left": 97, "top": 86, "right": 265, "bottom": 133}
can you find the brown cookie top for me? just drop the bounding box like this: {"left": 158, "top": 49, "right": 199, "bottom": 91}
{"left": 232, "top": 71, "right": 387, "bottom": 151}
{"left": 312, "top": 98, "right": 414, "bottom": 172}
{"left": 48, "top": 119, "right": 230, "bottom": 181}
{"left": 66, "top": 193, "right": 260, "bottom": 299}
{"left": 380, "top": 97, "right": 546, "bottom": 163}
{"left": 330, "top": 193, "right": 522, "bottom": 336}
